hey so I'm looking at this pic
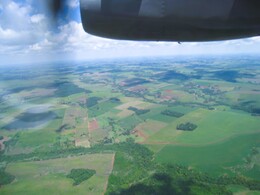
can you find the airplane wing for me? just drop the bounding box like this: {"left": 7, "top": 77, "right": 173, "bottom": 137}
{"left": 47, "top": 0, "right": 260, "bottom": 42}
{"left": 80, "top": 0, "right": 260, "bottom": 41}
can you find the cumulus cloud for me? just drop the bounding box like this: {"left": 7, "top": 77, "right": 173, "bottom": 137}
{"left": 0, "top": 1, "right": 48, "bottom": 49}
{"left": 0, "top": 0, "right": 260, "bottom": 65}
{"left": 0, "top": 27, "right": 20, "bottom": 40}
{"left": 31, "top": 14, "right": 45, "bottom": 24}
{"left": 28, "top": 39, "right": 53, "bottom": 52}
{"left": 0, "top": 1, "right": 32, "bottom": 30}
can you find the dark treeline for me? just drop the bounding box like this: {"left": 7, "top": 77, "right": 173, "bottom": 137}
{"left": 123, "top": 78, "right": 150, "bottom": 87}
{"left": 232, "top": 103, "right": 260, "bottom": 115}
{"left": 0, "top": 169, "right": 15, "bottom": 186}
{"left": 0, "top": 139, "right": 151, "bottom": 164}
{"left": 161, "top": 110, "right": 184, "bottom": 118}
{"left": 128, "top": 106, "right": 150, "bottom": 115}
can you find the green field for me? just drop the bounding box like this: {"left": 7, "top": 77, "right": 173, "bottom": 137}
{"left": 154, "top": 133, "right": 260, "bottom": 176}
{"left": 147, "top": 108, "right": 260, "bottom": 145}
{"left": 0, "top": 153, "right": 115, "bottom": 195}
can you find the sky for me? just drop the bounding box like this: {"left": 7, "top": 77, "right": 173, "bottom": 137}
{"left": 0, "top": 0, "right": 260, "bottom": 65}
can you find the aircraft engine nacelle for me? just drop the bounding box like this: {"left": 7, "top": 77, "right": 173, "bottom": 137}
{"left": 80, "top": 0, "right": 260, "bottom": 41}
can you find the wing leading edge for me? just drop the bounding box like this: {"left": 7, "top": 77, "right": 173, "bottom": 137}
{"left": 80, "top": 0, "right": 260, "bottom": 41}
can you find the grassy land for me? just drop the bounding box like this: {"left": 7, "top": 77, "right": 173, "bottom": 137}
{"left": 0, "top": 153, "right": 115, "bottom": 195}
{"left": 154, "top": 132, "right": 260, "bottom": 177}
{"left": 147, "top": 108, "right": 260, "bottom": 145}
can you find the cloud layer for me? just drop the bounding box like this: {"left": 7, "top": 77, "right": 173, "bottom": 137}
{"left": 0, "top": 0, "right": 260, "bottom": 65}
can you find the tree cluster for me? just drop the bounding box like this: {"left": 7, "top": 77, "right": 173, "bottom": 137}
{"left": 128, "top": 107, "right": 150, "bottom": 115}
{"left": 177, "top": 122, "right": 197, "bottom": 131}
{"left": 86, "top": 97, "right": 102, "bottom": 108}
{"left": 0, "top": 169, "right": 15, "bottom": 186}
{"left": 67, "top": 168, "right": 96, "bottom": 185}
{"left": 161, "top": 110, "right": 184, "bottom": 118}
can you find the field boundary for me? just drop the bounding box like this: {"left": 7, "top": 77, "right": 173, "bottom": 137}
{"left": 103, "top": 153, "right": 115, "bottom": 195}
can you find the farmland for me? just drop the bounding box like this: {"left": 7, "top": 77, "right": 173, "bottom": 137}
{"left": 0, "top": 154, "right": 115, "bottom": 195}
{"left": 0, "top": 55, "right": 260, "bottom": 194}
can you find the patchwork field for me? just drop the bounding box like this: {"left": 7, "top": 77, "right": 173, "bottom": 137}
{"left": 1, "top": 56, "right": 260, "bottom": 194}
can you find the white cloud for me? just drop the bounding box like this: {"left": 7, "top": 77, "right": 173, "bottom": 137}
{"left": 1, "top": 1, "right": 32, "bottom": 30}
{"left": 28, "top": 39, "right": 53, "bottom": 52}
{"left": 67, "top": 0, "right": 80, "bottom": 8}
{"left": 31, "top": 14, "right": 45, "bottom": 24}
{"left": 29, "top": 43, "right": 41, "bottom": 51}
{"left": 0, "top": 0, "right": 260, "bottom": 65}
{"left": 0, "top": 27, "right": 20, "bottom": 39}
{"left": 250, "top": 36, "right": 260, "bottom": 43}
{"left": 0, "top": 1, "right": 49, "bottom": 46}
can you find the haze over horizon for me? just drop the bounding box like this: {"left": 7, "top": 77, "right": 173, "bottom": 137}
{"left": 1, "top": 0, "right": 260, "bottom": 66}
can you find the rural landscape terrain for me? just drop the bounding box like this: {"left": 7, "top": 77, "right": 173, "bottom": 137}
{"left": 0, "top": 55, "right": 259, "bottom": 194}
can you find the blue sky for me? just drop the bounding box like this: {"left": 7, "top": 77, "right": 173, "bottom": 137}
{"left": 0, "top": 0, "right": 260, "bottom": 65}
